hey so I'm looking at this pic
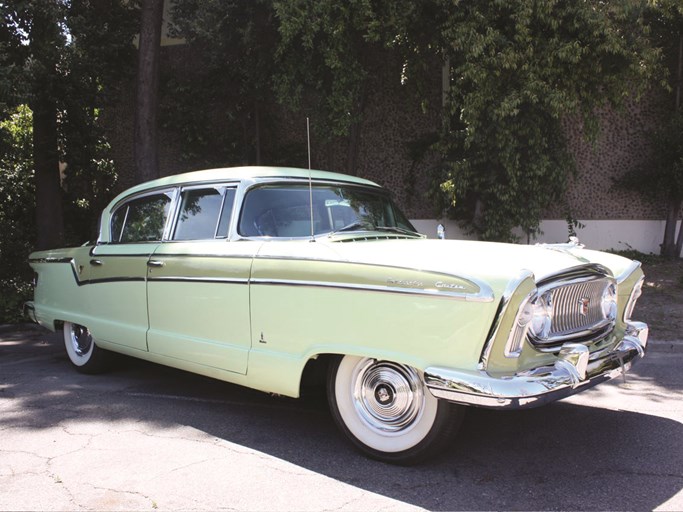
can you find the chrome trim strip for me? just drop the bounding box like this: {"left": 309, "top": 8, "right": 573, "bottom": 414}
{"left": 30, "top": 257, "right": 147, "bottom": 287}
{"left": 616, "top": 260, "right": 642, "bottom": 284}
{"left": 250, "top": 278, "right": 493, "bottom": 302}
{"left": 536, "top": 263, "right": 613, "bottom": 287}
{"left": 252, "top": 255, "right": 495, "bottom": 301}
{"left": 29, "top": 257, "right": 83, "bottom": 285}
{"left": 426, "top": 326, "right": 648, "bottom": 410}
{"left": 147, "top": 277, "right": 248, "bottom": 285}
{"left": 479, "top": 270, "right": 534, "bottom": 370}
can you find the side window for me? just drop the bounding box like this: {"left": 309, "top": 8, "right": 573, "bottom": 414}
{"left": 111, "top": 193, "right": 172, "bottom": 243}
{"left": 173, "top": 187, "right": 236, "bottom": 241}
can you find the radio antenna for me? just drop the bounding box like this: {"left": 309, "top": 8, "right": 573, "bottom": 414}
{"left": 307, "top": 117, "right": 315, "bottom": 241}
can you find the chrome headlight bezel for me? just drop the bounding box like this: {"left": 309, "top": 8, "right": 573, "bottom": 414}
{"left": 601, "top": 282, "right": 618, "bottom": 321}
{"left": 529, "top": 291, "right": 553, "bottom": 341}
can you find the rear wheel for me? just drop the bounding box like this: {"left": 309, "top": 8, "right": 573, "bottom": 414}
{"left": 63, "top": 322, "right": 109, "bottom": 374}
{"left": 327, "top": 355, "right": 464, "bottom": 464}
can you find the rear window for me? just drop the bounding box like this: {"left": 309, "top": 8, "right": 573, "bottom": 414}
{"left": 111, "top": 193, "right": 172, "bottom": 243}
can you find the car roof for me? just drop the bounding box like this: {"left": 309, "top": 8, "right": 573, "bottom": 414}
{"left": 117, "top": 166, "right": 380, "bottom": 199}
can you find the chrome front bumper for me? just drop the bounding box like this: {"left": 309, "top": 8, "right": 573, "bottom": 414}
{"left": 424, "top": 321, "right": 648, "bottom": 410}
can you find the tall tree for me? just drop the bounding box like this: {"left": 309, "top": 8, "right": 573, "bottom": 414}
{"left": 0, "top": 0, "right": 138, "bottom": 250}
{"left": 29, "top": 2, "right": 65, "bottom": 250}
{"left": 134, "top": 0, "right": 164, "bottom": 182}
{"left": 620, "top": 0, "right": 683, "bottom": 258}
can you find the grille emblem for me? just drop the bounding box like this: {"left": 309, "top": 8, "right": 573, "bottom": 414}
{"left": 578, "top": 297, "right": 590, "bottom": 317}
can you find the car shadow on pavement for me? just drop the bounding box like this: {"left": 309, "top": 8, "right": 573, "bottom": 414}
{"left": 2, "top": 329, "right": 682, "bottom": 511}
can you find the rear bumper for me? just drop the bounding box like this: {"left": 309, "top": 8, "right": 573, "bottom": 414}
{"left": 424, "top": 321, "right": 648, "bottom": 410}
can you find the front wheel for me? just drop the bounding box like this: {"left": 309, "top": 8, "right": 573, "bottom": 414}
{"left": 63, "top": 322, "right": 110, "bottom": 374}
{"left": 327, "top": 355, "right": 464, "bottom": 464}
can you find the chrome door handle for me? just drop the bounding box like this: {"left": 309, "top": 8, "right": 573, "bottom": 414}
{"left": 89, "top": 259, "right": 103, "bottom": 266}
{"left": 147, "top": 260, "right": 165, "bottom": 268}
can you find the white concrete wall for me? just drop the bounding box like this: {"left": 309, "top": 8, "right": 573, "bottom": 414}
{"left": 411, "top": 219, "right": 682, "bottom": 257}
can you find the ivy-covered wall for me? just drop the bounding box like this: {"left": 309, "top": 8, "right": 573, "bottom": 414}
{"left": 102, "top": 44, "right": 665, "bottom": 222}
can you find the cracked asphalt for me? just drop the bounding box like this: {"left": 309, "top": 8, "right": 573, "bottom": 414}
{"left": 1, "top": 326, "right": 682, "bottom": 511}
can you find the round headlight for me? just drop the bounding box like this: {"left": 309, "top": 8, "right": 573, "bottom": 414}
{"left": 517, "top": 300, "right": 533, "bottom": 327}
{"left": 529, "top": 291, "right": 553, "bottom": 339}
{"left": 601, "top": 282, "right": 617, "bottom": 320}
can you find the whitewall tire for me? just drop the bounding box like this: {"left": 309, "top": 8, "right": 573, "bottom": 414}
{"left": 327, "top": 355, "right": 464, "bottom": 464}
{"left": 63, "top": 322, "right": 109, "bottom": 374}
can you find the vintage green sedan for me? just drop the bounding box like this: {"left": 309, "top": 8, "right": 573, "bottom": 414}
{"left": 26, "top": 166, "right": 648, "bottom": 464}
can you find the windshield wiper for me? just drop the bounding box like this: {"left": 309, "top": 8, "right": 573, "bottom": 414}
{"left": 328, "top": 223, "right": 423, "bottom": 238}
{"left": 328, "top": 221, "right": 369, "bottom": 236}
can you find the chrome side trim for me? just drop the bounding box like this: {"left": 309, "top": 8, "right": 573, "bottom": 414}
{"left": 616, "top": 260, "right": 642, "bottom": 285}
{"left": 250, "top": 278, "right": 493, "bottom": 302}
{"left": 425, "top": 322, "right": 648, "bottom": 410}
{"left": 147, "top": 277, "right": 248, "bottom": 285}
{"left": 478, "top": 270, "right": 534, "bottom": 370}
{"left": 29, "top": 257, "right": 82, "bottom": 285}
{"left": 253, "top": 256, "right": 495, "bottom": 302}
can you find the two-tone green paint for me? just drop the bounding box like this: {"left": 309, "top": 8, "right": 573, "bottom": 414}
{"left": 28, "top": 166, "right": 647, "bottom": 400}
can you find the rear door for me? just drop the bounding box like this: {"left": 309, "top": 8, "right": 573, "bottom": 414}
{"left": 87, "top": 190, "right": 174, "bottom": 352}
{"left": 146, "top": 185, "right": 257, "bottom": 374}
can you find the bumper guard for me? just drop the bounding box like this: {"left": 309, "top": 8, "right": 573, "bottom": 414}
{"left": 424, "top": 321, "right": 648, "bottom": 410}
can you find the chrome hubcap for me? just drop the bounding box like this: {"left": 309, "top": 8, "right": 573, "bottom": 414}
{"left": 70, "top": 324, "right": 92, "bottom": 357}
{"left": 353, "top": 360, "right": 424, "bottom": 433}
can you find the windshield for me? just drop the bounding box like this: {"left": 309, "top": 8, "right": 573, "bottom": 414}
{"left": 238, "top": 183, "right": 418, "bottom": 238}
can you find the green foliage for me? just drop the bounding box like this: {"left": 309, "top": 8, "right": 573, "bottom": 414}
{"left": 387, "top": 0, "right": 660, "bottom": 241}
{"left": 273, "top": 0, "right": 387, "bottom": 139}
{"left": 0, "top": 1, "right": 138, "bottom": 321}
{"left": 606, "top": 248, "right": 661, "bottom": 266}
{"left": 166, "top": 0, "right": 662, "bottom": 242}
{"left": 0, "top": 105, "right": 36, "bottom": 323}
{"left": 168, "top": 0, "right": 278, "bottom": 165}
{"left": 269, "top": 0, "right": 661, "bottom": 240}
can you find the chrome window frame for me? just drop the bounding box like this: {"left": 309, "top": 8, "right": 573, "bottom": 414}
{"left": 168, "top": 184, "right": 238, "bottom": 242}
{"left": 108, "top": 188, "right": 178, "bottom": 244}
{"left": 232, "top": 178, "right": 414, "bottom": 242}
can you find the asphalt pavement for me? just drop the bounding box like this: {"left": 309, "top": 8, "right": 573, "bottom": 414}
{"left": 1, "top": 326, "right": 682, "bottom": 511}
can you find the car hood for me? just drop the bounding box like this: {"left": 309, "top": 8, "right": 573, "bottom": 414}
{"left": 325, "top": 238, "right": 614, "bottom": 284}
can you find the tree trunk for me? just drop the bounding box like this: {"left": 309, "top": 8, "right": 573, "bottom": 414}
{"left": 675, "top": 214, "right": 683, "bottom": 258}
{"left": 31, "top": 5, "right": 64, "bottom": 251}
{"left": 675, "top": 34, "right": 683, "bottom": 259}
{"left": 661, "top": 34, "right": 683, "bottom": 258}
{"left": 134, "top": 0, "right": 164, "bottom": 183}
{"left": 662, "top": 198, "right": 681, "bottom": 258}
{"left": 32, "top": 92, "right": 64, "bottom": 250}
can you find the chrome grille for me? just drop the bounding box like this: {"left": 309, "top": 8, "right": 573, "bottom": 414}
{"left": 550, "top": 278, "right": 610, "bottom": 337}
{"left": 529, "top": 268, "right": 617, "bottom": 351}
